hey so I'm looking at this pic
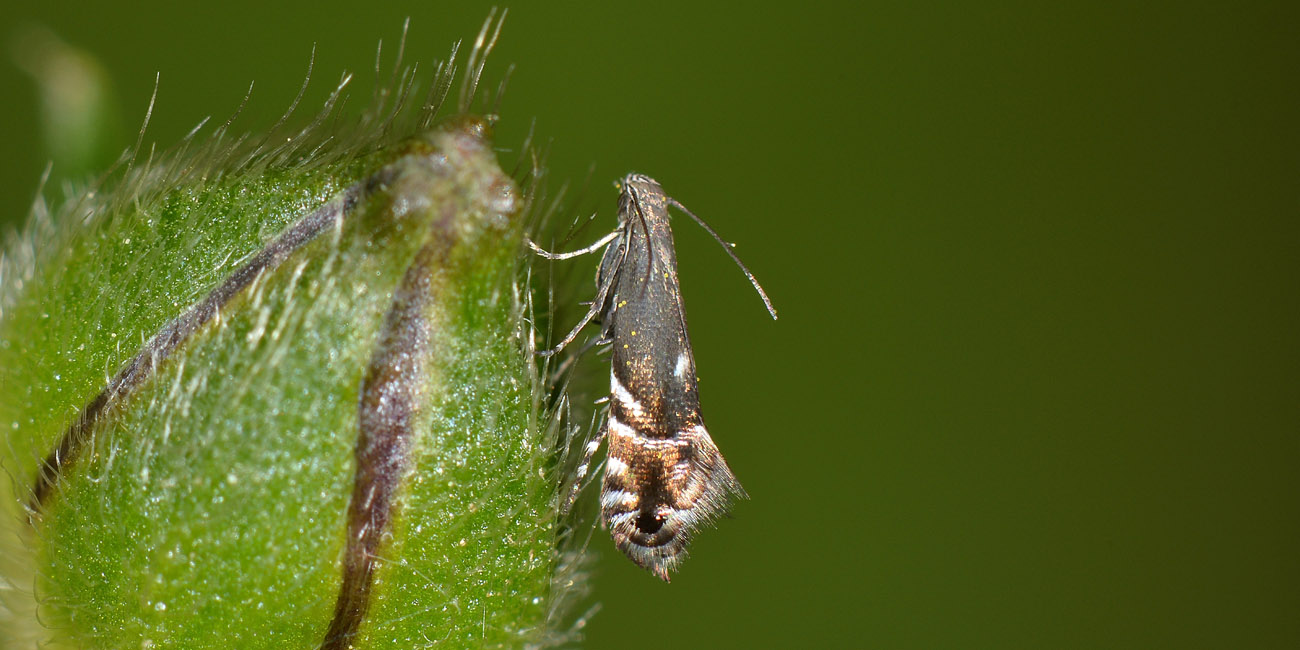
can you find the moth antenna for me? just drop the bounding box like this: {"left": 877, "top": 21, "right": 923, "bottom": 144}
{"left": 667, "top": 197, "right": 778, "bottom": 319}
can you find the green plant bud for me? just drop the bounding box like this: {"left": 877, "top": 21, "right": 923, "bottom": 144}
{"left": 0, "top": 20, "right": 585, "bottom": 650}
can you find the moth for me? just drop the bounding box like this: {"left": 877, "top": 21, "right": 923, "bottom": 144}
{"left": 530, "top": 173, "right": 776, "bottom": 580}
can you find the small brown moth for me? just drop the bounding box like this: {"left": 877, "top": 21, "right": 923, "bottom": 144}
{"left": 530, "top": 173, "right": 775, "bottom": 580}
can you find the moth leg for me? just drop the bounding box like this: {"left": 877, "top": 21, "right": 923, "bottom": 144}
{"left": 544, "top": 330, "right": 611, "bottom": 384}
{"left": 536, "top": 240, "right": 627, "bottom": 357}
{"left": 538, "top": 292, "right": 601, "bottom": 357}
{"left": 524, "top": 228, "right": 619, "bottom": 260}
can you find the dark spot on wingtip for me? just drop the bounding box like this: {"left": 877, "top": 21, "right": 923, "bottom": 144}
{"left": 636, "top": 510, "right": 664, "bottom": 535}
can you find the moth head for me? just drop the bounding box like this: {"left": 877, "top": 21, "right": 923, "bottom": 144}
{"left": 619, "top": 172, "right": 663, "bottom": 195}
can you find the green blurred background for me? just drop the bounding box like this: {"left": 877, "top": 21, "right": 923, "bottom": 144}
{"left": 3, "top": 1, "right": 1297, "bottom": 648}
